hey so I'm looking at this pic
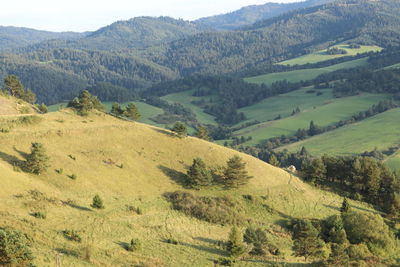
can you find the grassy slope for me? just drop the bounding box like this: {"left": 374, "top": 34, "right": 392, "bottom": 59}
{"left": 161, "top": 90, "right": 218, "bottom": 126}
{"left": 278, "top": 108, "right": 400, "bottom": 157}
{"left": 0, "top": 105, "right": 381, "bottom": 266}
{"left": 278, "top": 45, "right": 382, "bottom": 65}
{"left": 237, "top": 87, "right": 334, "bottom": 125}
{"left": 235, "top": 93, "right": 388, "bottom": 145}
{"left": 0, "top": 94, "right": 35, "bottom": 115}
{"left": 244, "top": 57, "right": 369, "bottom": 86}
{"left": 49, "top": 101, "right": 164, "bottom": 127}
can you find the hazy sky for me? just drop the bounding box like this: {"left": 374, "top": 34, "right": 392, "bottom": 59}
{"left": 0, "top": 0, "right": 302, "bottom": 32}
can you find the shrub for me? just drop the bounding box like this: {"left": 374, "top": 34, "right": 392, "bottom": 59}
{"left": 36, "top": 104, "right": 48, "bottom": 114}
{"left": 164, "top": 191, "right": 245, "bottom": 225}
{"left": 17, "top": 116, "right": 42, "bottom": 125}
{"left": 31, "top": 211, "right": 46, "bottom": 219}
{"left": 67, "top": 90, "right": 104, "bottom": 116}
{"left": 243, "top": 227, "right": 268, "bottom": 255}
{"left": 171, "top": 122, "right": 187, "bottom": 138}
{"left": 62, "top": 230, "right": 82, "bottom": 243}
{"left": 69, "top": 174, "right": 77, "bottom": 180}
{"left": 126, "top": 239, "right": 141, "bottom": 252}
{"left": 0, "top": 228, "right": 34, "bottom": 266}
{"left": 91, "top": 195, "right": 105, "bottom": 209}
{"left": 25, "top": 142, "right": 50, "bottom": 175}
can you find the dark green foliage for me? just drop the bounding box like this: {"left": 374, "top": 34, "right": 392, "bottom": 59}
{"left": 326, "top": 243, "right": 349, "bottom": 266}
{"left": 223, "top": 155, "right": 252, "bottom": 188}
{"left": 67, "top": 90, "right": 104, "bottom": 116}
{"left": 126, "top": 205, "right": 143, "bottom": 215}
{"left": 321, "top": 215, "right": 347, "bottom": 244}
{"left": 226, "top": 227, "right": 246, "bottom": 258}
{"left": 62, "top": 230, "right": 82, "bottom": 243}
{"left": 165, "top": 238, "right": 179, "bottom": 245}
{"left": 243, "top": 227, "right": 268, "bottom": 255}
{"left": 126, "top": 238, "right": 141, "bottom": 252}
{"left": 187, "top": 158, "right": 212, "bottom": 188}
{"left": 164, "top": 191, "right": 245, "bottom": 225}
{"left": 195, "top": 125, "right": 210, "bottom": 141}
{"left": 302, "top": 158, "right": 326, "bottom": 184}
{"left": 68, "top": 174, "right": 77, "bottom": 180}
{"left": 340, "top": 198, "right": 350, "bottom": 213}
{"left": 88, "top": 82, "right": 136, "bottom": 103}
{"left": 3, "top": 75, "right": 36, "bottom": 104}
{"left": 25, "top": 142, "right": 50, "bottom": 175}
{"left": 326, "top": 47, "right": 347, "bottom": 55}
{"left": 36, "top": 103, "right": 48, "bottom": 113}
{"left": 110, "top": 103, "right": 125, "bottom": 116}
{"left": 91, "top": 195, "right": 105, "bottom": 209}
{"left": 171, "top": 122, "right": 187, "bottom": 138}
{"left": 291, "top": 219, "right": 326, "bottom": 261}
{"left": 0, "top": 228, "right": 34, "bottom": 266}
{"left": 216, "top": 257, "right": 236, "bottom": 266}
{"left": 268, "top": 155, "right": 280, "bottom": 167}
{"left": 125, "top": 103, "right": 141, "bottom": 121}
{"left": 341, "top": 211, "right": 395, "bottom": 256}
{"left": 31, "top": 211, "right": 46, "bottom": 219}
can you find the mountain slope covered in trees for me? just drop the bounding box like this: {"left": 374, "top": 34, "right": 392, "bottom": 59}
{"left": 195, "top": 0, "right": 333, "bottom": 30}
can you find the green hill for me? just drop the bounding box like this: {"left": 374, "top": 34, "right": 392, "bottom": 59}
{"left": 1, "top": 96, "right": 393, "bottom": 266}
{"left": 278, "top": 108, "right": 400, "bottom": 157}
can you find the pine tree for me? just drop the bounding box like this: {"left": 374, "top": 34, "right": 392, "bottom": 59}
{"left": 308, "top": 120, "right": 319, "bottom": 136}
{"left": 110, "top": 103, "right": 124, "bottom": 116}
{"left": 91, "top": 195, "right": 105, "bottom": 209}
{"left": 195, "top": 125, "right": 210, "bottom": 141}
{"left": 25, "top": 142, "right": 50, "bottom": 175}
{"left": 4, "top": 75, "right": 25, "bottom": 99}
{"left": 125, "top": 103, "right": 141, "bottom": 121}
{"left": 269, "top": 155, "right": 280, "bottom": 167}
{"left": 292, "top": 219, "right": 326, "bottom": 261}
{"left": 224, "top": 155, "right": 252, "bottom": 188}
{"left": 340, "top": 198, "right": 350, "bottom": 213}
{"left": 187, "top": 158, "right": 212, "bottom": 188}
{"left": 326, "top": 243, "right": 349, "bottom": 266}
{"left": 243, "top": 227, "right": 268, "bottom": 255}
{"left": 171, "top": 122, "right": 187, "bottom": 138}
{"left": 226, "top": 226, "right": 246, "bottom": 258}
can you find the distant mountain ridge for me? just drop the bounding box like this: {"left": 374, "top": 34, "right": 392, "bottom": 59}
{"left": 0, "top": 26, "right": 86, "bottom": 50}
{"left": 195, "top": 0, "right": 334, "bottom": 30}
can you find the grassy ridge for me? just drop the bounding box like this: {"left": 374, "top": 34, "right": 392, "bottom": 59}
{"left": 278, "top": 108, "right": 400, "bottom": 157}
{"left": 235, "top": 93, "right": 388, "bottom": 145}
{"left": 0, "top": 105, "right": 380, "bottom": 266}
{"left": 244, "top": 57, "right": 369, "bottom": 85}
{"left": 278, "top": 45, "right": 382, "bottom": 65}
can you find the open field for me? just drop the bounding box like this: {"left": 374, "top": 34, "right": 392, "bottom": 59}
{"left": 278, "top": 108, "right": 400, "bottom": 157}
{"left": 0, "top": 98, "right": 386, "bottom": 266}
{"left": 237, "top": 87, "right": 333, "bottom": 126}
{"left": 244, "top": 57, "right": 369, "bottom": 86}
{"left": 234, "top": 93, "right": 388, "bottom": 145}
{"left": 161, "top": 89, "right": 218, "bottom": 126}
{"left": 278, "top": 45, "right": 382, "bottom": 65}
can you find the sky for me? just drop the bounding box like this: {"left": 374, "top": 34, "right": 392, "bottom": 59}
{"left": 0, "top": 0, "right": 302, "bottom": 32}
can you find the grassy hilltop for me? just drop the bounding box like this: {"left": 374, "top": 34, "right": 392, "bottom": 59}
{"left": 0, "top": 96, "right": 390, "bottom": 266}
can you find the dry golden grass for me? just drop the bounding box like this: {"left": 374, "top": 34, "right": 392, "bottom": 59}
{"left": 0, "top": 99, "right": 384, "bottom": 266}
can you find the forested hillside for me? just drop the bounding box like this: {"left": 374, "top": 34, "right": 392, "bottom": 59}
{"left": 195, "top": 0, "right": 333, "bottom": 30}
{"left": 0, "top": 26, "right": 86, "bottom": 50}
{"left": 0, "top": 0, "right": 399, "bottom": 105}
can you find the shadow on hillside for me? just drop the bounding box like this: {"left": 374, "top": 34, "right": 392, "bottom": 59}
{"left": 116, "top": 241, "right": 129, "bottom": 251}
{"left": 180, "top": 241, "right": 227, "bottom": 257}
{"left": 242, "top": 259, "right": 311, "bottom": 266}
{"left": 13, "top": 147, "right": 29, "bottom": 160}
{"left": 158, "top": 165, "right": 189, "bottom": 188}
{"left": 324, "top": 204, "right": 381, "bottom": 215}
{"left": 63, "top": 201, "right": 92, "bottom": 212}
{"left": 0, "top": 151, "right": 25, "bottom": 168}
{"left": 152, "top": 128, "right": 176, "bottom": 137}
{"left": 193, "top": 237, "right": 221, "bottom": 246}
{"left": 55, "top": 248, "right": 79, "bottom": 257}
